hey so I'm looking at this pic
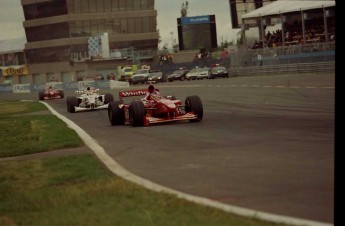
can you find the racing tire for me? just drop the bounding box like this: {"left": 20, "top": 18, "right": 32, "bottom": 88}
{"left": 67, "top": 96, "right": 78, "bottom": 113}
{"left": 129, "top": 101, "right": 146, "bottom": 127}
{"left": 108, "top": 101, "right": 125, "bottom": 126}
{"left": 104, "top": 93, "right": 114, "bottom": 104}
{"left": 38, "top": 91, "right": 44, "bottom": 100}
{"left": 180, "top": 76, "right": 185, "bottom": 81}
{"left": 59, "top": 90, "right": 64, "bottom": 98}
{"left": 185, "top": 95, "right": 203, "bottom": 122}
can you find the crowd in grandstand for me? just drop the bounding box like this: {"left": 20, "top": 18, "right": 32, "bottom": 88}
{"left": 250, "top": 17, "right": 335, "bottom": 49}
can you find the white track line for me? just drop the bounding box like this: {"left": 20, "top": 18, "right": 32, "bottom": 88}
{"left": 40, "top": 101, "right": 333, "bottom": 226}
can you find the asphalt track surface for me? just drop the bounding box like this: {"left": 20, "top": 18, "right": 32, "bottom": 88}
{"left": 0, "top": 73, "right": 335, "bottom": 225}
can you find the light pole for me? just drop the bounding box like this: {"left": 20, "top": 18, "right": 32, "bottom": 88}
{"left": 170, "top": 31, "right": 174, "bottom": 50}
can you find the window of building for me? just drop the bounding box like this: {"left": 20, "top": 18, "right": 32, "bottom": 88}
{"left": 96, "top": 0, "right": 104, "bottom": 12}
{"left": 99, "top": 20, "right": 106, "bottom": 34}
{"left": 149, "top": 16, "right": 156, "bottom": 32}
{"left": 106, "top": 19, "right": 113, "bottom": 35}
{"left": 127, "top": 0, "right": 134, "bottom": 10}
{"left": 23, "top": 4, "right": 38, "bottom": 20}
{"left": 19, "top": 75, "right": 30, "bottom": 84}
{"left": 32, "top": 74, "right": 42, "bottom": 84}
{"left": 104, "top": 0, "right": 111, "bottom": 12}
{"left": 119, "top": 0, "right": 126, "bottom": 11}
{"left": 113, "top": 19, "right": 121, "bottom": 34}
{"left": 73, "top": 0, "right": 82, "bottom": 13}
{"left": 76, "top": 21, "right": 83, "bottom": 36}
{"left": 83, "top": 20, "right": 91, "bottom": 36}
{"left": 143, "top": 17, "right": 149, "bottom": 33}
{"left": 81, "top": 0, "right": 89, "bottom": 13}
{"left": 127, "top": 18, "right": 135, "bottom": 33}
{"left": 121, "top": 19, "right": 127, "bottom": 33}
{"left": 111, "top": 0, "right": 119, "bottom": 11}
{"left": 61, "top": 72, "right": 72, "bottom": 82}
{"left": 135, "top": 18, "right": 143, "bottom": 33}
{"left": 70, "top": 22, "right": 76, "bottom": 36}
{"left": 134, "top": 0, "right": 141, "bottom": 10}
{"left": 90, "top": 20, "right": 99, "bottom": 36}
{"left": 147, "top": 0, "right": 154, "bottom": 10}
{"left": 89, "top": 0, "right": 96, "bottom": 13}
{"left": 76, "top": 70, "right": 86, "bottom": 81}
{"left": 141, "top": 0, "right": 148, "bottom": 10}
{"left": 46, "top": 72, "right": 56, "bottom": 82}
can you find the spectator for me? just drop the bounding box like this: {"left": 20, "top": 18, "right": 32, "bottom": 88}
{"left": 257, "top": 54, "right": 263, "bottom": 66}
{"left": 220, "top": 48, "right": 229, "bottom": 59}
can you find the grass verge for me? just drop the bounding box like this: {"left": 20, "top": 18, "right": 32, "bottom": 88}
{"left": 0, "top": 101, "right": 293, "bottom": 226}
{"left": 0, "top": 101, "right": 82, "bottom": 157}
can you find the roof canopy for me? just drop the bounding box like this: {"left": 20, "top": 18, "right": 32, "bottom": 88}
{"left": 242, "top": 0, "right": 335, "bottom": 19}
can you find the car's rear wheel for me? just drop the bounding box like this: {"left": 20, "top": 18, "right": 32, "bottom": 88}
{"left": 38, "top": 91, "right": 44, "bottom": 100}
{"left": 104, "top": 93, "right": 114, "bottom": 104}
{"left": 108, "top": 101, "right": 125, "bottom": 126}
{"left": 129, "top": 101, "right": 146, "bottom": 127}
{"left": 185, "top": 95, "right": 203, "bottom": 122}
{"left": 67, "top": 96, "right": 78, "bottom": 113}
{"left": 59, "top": 90, "right": 64, "bottom": 98}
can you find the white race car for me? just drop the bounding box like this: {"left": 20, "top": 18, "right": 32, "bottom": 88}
{"left": 66, "top": 87, "right": 114, "bottom": 113}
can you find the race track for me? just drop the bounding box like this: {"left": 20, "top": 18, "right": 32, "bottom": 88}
{"left": 0, "top": 72, "right": 335, "bottom": 224}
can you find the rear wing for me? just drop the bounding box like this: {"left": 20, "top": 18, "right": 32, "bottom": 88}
{"left": 119, "top": 89, "right": 147, "bottom": 100}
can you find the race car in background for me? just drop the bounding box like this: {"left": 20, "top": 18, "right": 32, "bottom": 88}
{"left": 107, "top": 87, "right": 203, "bottom": 127}
{"left": 66, "top": 87, "right": 114, "bottom": 113}
{"left": 38, "top": 85, "right": 64, "bottom": 100}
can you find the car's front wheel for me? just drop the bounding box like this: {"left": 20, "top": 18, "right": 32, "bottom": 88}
{"left": 67, "top": 96, "right": 78, "bottom": 113}
{"left": 185, "top": 95, "right": 203, "bottom": 122}
{"left": 108, "top": 101, "right": 125, "bottom": 125}
{"left": 129, "top": 101, "right": 146, "bottom": 127}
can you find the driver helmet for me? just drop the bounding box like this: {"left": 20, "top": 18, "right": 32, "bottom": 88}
{"left": 87, "top": 86, "right": 91, "bottom": 91}
{"left": 150, "top": 92, "right": 160, "bottom": 101}
{"left": 148, "top": 85, "right": 155, "bottom": 93}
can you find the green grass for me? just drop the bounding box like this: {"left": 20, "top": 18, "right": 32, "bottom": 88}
{"left": 0, "top": 101, "right": 83, "bottom": 157}
{"left": 0, "top": 101, "right": 294, "bottom": 226}
{"left": 0, "top": 155, "right": 291, "bottom": 226}
{"left": 0, "top": 101, "right": 47, "bottom": 116}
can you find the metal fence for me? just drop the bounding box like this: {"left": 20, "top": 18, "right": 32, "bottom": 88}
{"left": 228, "top": 61, "right": 335, "bottom": 77}
{"left": 229, "top": 41, "right": 335, "bottom": 67}
{"left": 225, "top": 41, "right": 335, "bottom": 76}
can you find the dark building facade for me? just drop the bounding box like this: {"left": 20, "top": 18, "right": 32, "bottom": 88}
{"left": 229, "top": 0, "right": 276, "bottom": 29}
{"left": 21, "top": 0, "right": 159, "bottom": 84}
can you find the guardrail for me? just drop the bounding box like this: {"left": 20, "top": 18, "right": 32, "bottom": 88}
{"left": 0, "top": 80, "right": 129, "bottom": 94}
{"left": 228, "top": 61, "right": 335, "bottom": 77}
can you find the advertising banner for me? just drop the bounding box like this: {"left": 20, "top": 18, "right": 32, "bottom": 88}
{"left": 0, "top": 65, "right": 29, "bottom": 76}
{"left": 12, "top": 84, "right": 31, "bottom": 93}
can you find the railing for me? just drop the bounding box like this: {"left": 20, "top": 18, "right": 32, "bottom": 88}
{"left": 228, "top": 61, "right": 335, "bottom": 77}
{"left": 229, "top": 41, "right": 335, "bottom": 68}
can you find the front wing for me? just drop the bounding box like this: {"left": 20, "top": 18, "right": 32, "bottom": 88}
{"left": 43, "top": 95, "right": 63, "bottom": 100}
{"left": 74, "top": 103, "right": 109, "bottom": 112}
{"left": 144, "top": 112, "right": 198, "bottom": 125}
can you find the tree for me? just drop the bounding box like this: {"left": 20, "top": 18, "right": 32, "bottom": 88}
{"left": 180, "top": 1, "right": 189, "bottom": 17}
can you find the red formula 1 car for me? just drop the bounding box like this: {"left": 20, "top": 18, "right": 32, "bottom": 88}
{"left": 38, "top": 86, "right": 64, "bottom": 100}
{"left": 108, "top": 88, "right": 203, "bottom": 127}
